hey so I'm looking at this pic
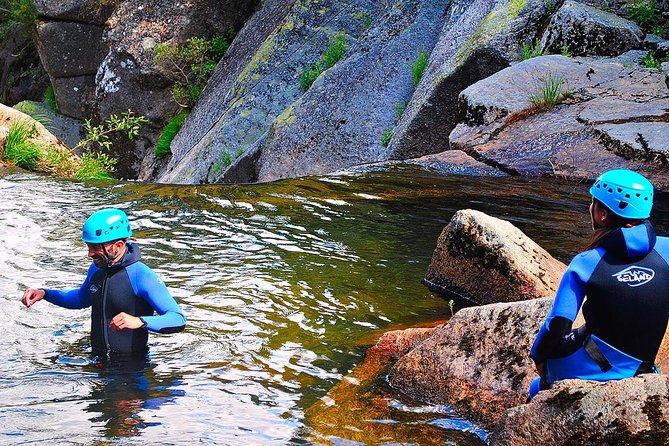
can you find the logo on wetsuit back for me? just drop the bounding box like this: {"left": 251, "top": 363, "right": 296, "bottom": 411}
{"left": 612, "top": 266, "right": 655, "bottom": 287}
{"left": 90, "top": 284, "right": 99, "bottom": 294}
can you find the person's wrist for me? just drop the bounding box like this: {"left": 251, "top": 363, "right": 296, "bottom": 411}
{"left": 139, "top": 317, "right": 147, "bottom": 329}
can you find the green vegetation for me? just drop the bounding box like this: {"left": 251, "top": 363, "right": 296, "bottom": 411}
{"left": 75, "top": 110, "right": 148, "bottom": 153}
{"left": 448, "top": 299, "right": 455, "bottom": 316}
{"left": 3, "top": 120, "right": 42, "bottom": 170}
{"left": 43, "top": 86, "right": 60, "bottom": 114}
{"left": 628, "top": 0, "right": 659, "bottom": 29}
{"left": 0, "top": 0, "right": 38, "bottom": 41}
{"left": 561, "top": 45, "right": 572, "bottom": 58}
{"left": 300, "top": 32, "right": 349, "bottom": 92}
{"left": 154, "top": 32, "right": 234, "bottom": 108}
{"left": 222, "top": 149, "right": 232, "bottom": 167}
{"left": 380, "top": 127, "right": 393, "bottom": 147}
{"left": 353, "top": 10, "right": 373, "bottom": 29}
{"left": 74, "top": 152, "right": 117, "bottom": 180}
{"left": 409, "top": 49, "right": 429, "bottom": 88}
{"left": 529, "top": 74, "right": 568, "bottom": 109}
{"left": 522, "top": 39, "right": 543, "bottom": 60}
{"left": 235, "top": 147, "right": 244, "bottom": 158}
{"left": 640, "top": 51, "right": 662, "bottom": 68}
{"left": 155, "top": 110, "right": 188, "bottom": 158}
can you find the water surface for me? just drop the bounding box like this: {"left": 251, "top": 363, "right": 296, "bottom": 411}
{"left": 1, "top": 166, "right": 666, "bottom": 445}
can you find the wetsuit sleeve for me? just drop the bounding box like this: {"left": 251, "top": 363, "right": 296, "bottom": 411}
{"left": 43, "top": 264, "right": 95, "bottom": 309}
{"left": 655, "top": 237, "right": 669, "bottom": 267}
{"left": 130, "top": 263, "right": 186, "bottom": 334}
{"left": 530, "top": 248, "right": 603, "bottom": 363}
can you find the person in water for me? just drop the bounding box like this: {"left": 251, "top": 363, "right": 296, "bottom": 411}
{"left": 529, "top": 169, "right": 669, "bottom": 399}
{"left": 21, "top": 208, "right": 186, "bottom": 358}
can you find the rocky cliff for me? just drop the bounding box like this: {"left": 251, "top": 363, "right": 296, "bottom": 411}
{"left": 11, "top": 0, "right": 669, "bottom": 183}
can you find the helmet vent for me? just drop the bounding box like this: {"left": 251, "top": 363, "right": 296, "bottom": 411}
{"left": 617, "top": 188, "right": 622, "bottom": 193}
{"left": 636, "top": 193, "right": 641, "bottom": 197}
{"left": 608, "top": 188, "right": 613, "bottom": 193}
{"left": 618, "top": 202, "right": 629, "bottom": 210}
{"left": 625, "top": 194, "right": 630, "bottom": 198}
{"left": 95, "top": 229, "right": 102, "bottom": 236}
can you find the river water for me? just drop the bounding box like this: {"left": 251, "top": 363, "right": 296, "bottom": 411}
{"left": 0, "top": 165, "right": 666, "bottom": 445}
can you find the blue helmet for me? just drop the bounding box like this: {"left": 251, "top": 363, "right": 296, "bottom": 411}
{"left": 589, "top": 169, "right": 653, "bottom": 219}
{"left": 82, "top": 208, "right": 133, "bottom": 243}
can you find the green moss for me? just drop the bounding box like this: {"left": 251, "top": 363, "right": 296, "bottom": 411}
{"left": 454, "top": 0, "right": 529, "bottom": 66}
{"left": 155, "top": 110, "right": 189, "bottom": 158}
{"left": 43, "top": 86, "right": 60, "bottom": 114}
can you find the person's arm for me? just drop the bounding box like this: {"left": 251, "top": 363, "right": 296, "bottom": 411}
{"left": 530, "top": 248, "right": 603, "bottom": 363}
{"left": 126, "top": 263, "right": 186, "bottom": 333}
{"left": 22, "top": 265, "right": 95, "bottom": 309}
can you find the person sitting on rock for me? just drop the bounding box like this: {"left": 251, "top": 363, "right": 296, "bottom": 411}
{"left": 21, "top": 208, "right": 186, "bottom": 359}
{"left": 529, "top": 169, "right": 669, "bottom": 399}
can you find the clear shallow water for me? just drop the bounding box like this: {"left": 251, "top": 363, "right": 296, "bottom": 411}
{"left": 0, "top": 166, "right": 667, "bottom": 445}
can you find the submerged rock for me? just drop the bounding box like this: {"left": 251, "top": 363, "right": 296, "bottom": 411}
{"left": 490, "top": 375, "right": 669, "bottom": 446}
{"left": 424, "top": 209, "right": 565, "bottom": 304}
{"left": 389, "top": 298, "right": 551, "bottom": 428}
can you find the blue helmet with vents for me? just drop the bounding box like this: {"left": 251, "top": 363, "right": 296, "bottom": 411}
{"left": 82, "top": 208, "right": 132, "bottom": 243}
{"left": 589, "top": 169, "right": 653, "bottom": 219}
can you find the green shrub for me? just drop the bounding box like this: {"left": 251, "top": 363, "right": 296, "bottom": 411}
{"left": 300, "top": 61, "right": 323, "bottom": 92}
{"left": 3, "top": 120, "right": 42, "bottom": 170}
{"left": 529, "top": 74, "right": 567, "bottom": 108}
{"left": 7, "top": 0, "right": 38, "bottom": 39}
{"left": 380, "top": 127, "right": 393, "bottom": 147}
{"left": 235, "top": 147, "right": 245, "bottom": 158}
{"left": 222, "top": 150, "right": 232, "bottom": 167}
{"left": 522, "top": 39, "right": 543, "bottom": 60}
{"left": 154, "top": 33, "right": 233, "bottom": 108}
{"left": 301, "top": 32, "right": 349, "bottom": 92}
{"left": 561, "top": 45, "right": 572, "bottom": 58}
{"left": 410, "top": 49, "right": 429, "bottom": 88}
{"left": 322, "top": 32, "right": 349, "bottom": 69}
{"left": 74, "top": 152, "right": 116, "bottom": 180}
{"left": 43, "top": 86, "right": 60, "bottom": 114}
{"left": 628, "top": 0, "right": 658, "bottom": 29}
{"left": 640, "top": 52, "right": 662, "bottom": 68}
{"left": 155, "top": 110, "right": 188, "bottom": 157}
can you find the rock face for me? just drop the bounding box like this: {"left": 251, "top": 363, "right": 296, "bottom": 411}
{"left": 386, "top": 0, "right": 550, "bottom": 161}
{"left": 95, "top": 0, "right": 257, "bottom": 178}
{"left": 425, "top": 209, "right": 566, "bottom": 304}
{"left": 0, "top": 24, "right": 50, "bottom": 106}
{"left": 541, "top": 0, "right": 643, "bottom": 56}
{"left": 450, "top": 53, "right": 669, "bottom": 189}
{"left": 491, "top": 375, "right": 669, "bottom": 446}
{"left": 35, "top": 21, "right": 108, "bottom": 118}
{"left": 389, "top": 297, "right": 552, "bottom": 428}
{"left": 372, "top": 326, "right": 441, "bottom": 357}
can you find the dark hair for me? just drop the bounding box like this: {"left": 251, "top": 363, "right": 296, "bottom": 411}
{"left": 585, "top": 198, "right": 641, "bottom": 250}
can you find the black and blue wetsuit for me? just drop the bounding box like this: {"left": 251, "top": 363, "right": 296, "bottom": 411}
{"left": 530, "top": 221, "right": 669, "bottom": 397}
{"left": 44, "top": 242, "right": 186, "bottom": 356}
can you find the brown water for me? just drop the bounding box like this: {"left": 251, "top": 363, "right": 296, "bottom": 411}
{"left": 0, "top": 165, "right": 666, "bottom": 445}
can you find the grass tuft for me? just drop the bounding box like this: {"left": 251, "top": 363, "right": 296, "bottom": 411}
{"left": 640, "top": 52, "right": 662, "bottom": 68}
{"left": 155, "top": 110, "right": 189, "bottom": 158}
{"left": 380, "top": 127, "right": 393, "bottom": 147}
{"left": 410, "top": 49, "right": 429, "bottom": 88}
{"left": 3, "top": 120, "right": 42, "bottom": 170}
{"left": 43, "top": 86, "right": 60, "bottom": 114}
{"left": 529, "top": 74, "right": 568, "bottom": 109}
{"left": 522, "top": 39, "right": 543, "bottom": 60}
{"left": 628, "top": 0, "right": 659, "bottom": 29}
{"left": 301, "top": 32, "right": 349, "bottom": 92}
{"left": 73, "top": 152, "right": 116, "bottom": 181}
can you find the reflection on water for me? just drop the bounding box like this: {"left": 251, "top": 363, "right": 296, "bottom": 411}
{"left": 0, "top": 166, "right": 667, "bottom": 445}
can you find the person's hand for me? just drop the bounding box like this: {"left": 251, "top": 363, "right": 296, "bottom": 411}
{"left": 22, "top": 288, "right": 45, "bottom": 308}
{"left": 109, "top": 312, "right": 145, "bottom": 331}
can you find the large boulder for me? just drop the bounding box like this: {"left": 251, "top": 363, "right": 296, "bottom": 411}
{"left": 35, "top": 22, "right": 107, "bottom": 78}
{"left": 449, "top": 53, "right": 669, "bottom": 189}
{"left": 155, "top": 0, "right": 447, "bottom": 183}
{"left": 425, "top": 209, "right": 566, "bottom": 304}
{"left": 490, "top": 375, "right": 669, "bottom": 446}
{"left": 541, "top": 0, "right": 643, "bottom": 56}
{"left": 388, "top": 298, "right": 551, "bottom": 428}
{"left": 13, "top": 101, "right": 84, "bottom": 150}
{"left": 386, "top": 0, "right": 551, "bottom": 161}
{"left": 31, "top": 0, "right": 116, "bottom": 24}
{"left": 0, "top": 103, "right": 70, "bottom": 150}
{"left": 0, "top": 24, "right": 49, "bottom": 106}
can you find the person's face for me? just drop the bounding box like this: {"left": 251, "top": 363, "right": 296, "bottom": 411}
{"left": 86, "top": 240, "right": 124, "bottom": 267}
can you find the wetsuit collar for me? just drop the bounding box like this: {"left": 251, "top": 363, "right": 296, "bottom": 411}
{"left": 101, "top": 241, "right": 142, "bottom": 270}
{"left": 599, "top": 220, "right": 656, "bottom": 258}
